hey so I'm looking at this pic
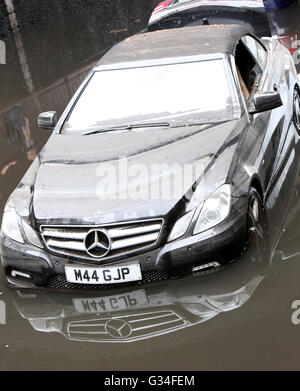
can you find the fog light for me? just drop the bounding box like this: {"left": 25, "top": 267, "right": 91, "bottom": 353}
{"left": 11, "top": 270, "right": 31, "bottom": 279}
{"left": 192, "top": 262, "right": 220, "bottom": 272}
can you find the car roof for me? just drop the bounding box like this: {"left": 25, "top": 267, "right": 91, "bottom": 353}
{"left": 97, "top": 24, "right": 249, "bottom": 67}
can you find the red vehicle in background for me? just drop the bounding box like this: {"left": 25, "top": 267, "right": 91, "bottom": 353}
{"left": 152, "top": 0, "right": 174, "bottom": 14}
{"left": 265, "top": 1, "right": 300, "bottom": 58}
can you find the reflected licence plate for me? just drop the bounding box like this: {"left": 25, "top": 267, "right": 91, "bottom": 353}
{"left": 73, "top": 289, "right": 149, "bottom": 313}
{"left": 65, "top": 262, "right": 142, "bottom": 285}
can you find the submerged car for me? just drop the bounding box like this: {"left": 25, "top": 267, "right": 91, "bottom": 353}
{"left": 1, "top": 25, "right": 300, "bottom": 289}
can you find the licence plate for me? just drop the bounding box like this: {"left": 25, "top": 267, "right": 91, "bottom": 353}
{"left": 65, "top": 262, "right": 142, "bottom": 285}
{"left": 73, "top": 289, "right": 148, "bottom": 314}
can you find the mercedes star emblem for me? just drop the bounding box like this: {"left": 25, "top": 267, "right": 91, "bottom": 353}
{"left": 84, "top": 229, "right": 111, "bottom": 258}
{"left": 105, "top": 319, "right": 133, "bottom": 339}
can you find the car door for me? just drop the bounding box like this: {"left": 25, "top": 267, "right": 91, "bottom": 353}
{"left": 253, "top": 36, "right": 294, "bottom": 187}
{"left": 237, "top": 35, "right": 289, "bottom": 192}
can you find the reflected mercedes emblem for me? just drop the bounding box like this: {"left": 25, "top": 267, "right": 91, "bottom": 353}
{"left": 84, "top": 229, "right": 111, "bottom": 258}
{"left": 105, "top": 319, "right": 133, "bottom": 339}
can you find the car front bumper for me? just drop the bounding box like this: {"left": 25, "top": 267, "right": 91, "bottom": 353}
{"left": 0, "top": 199, "right": 247, "bottom": 289}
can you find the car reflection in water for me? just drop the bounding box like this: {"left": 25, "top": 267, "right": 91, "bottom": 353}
{"left": 11, "top": 265, "right": 265, "bottom": 343}
{"left": 9, "top": 227, "right": 289, "bottom": 344}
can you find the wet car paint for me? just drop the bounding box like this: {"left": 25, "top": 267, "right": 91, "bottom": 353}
{"left": 1, "top": 25, "right": 299, "bottom": 288}
{"left": 0, "top": 0, "right": 300, "bottom": 371}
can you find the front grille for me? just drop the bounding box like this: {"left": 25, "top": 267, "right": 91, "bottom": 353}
{"left": 45, "top": 270, "right": 170, "bottom": 290}
{"left": 66, "top": 310, "right": 186, "bottom": 342}
{"left": 40, "top": 219, "right": 164, "bottom": 261}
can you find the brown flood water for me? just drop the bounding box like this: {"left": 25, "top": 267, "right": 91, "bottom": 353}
{"left": 1, "top": 1, "right": 300, "bottom": 371}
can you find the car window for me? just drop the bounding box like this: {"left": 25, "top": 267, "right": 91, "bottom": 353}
{"left": 240, "top": 35, "right": 268, "bottom": 71}
{"left": 235, "top": 35, "right": 268, "bottom": 100}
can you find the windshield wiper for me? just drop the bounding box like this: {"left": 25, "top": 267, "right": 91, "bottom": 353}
{"left": 83, "top": 122, "right": 169, "bottom": 135}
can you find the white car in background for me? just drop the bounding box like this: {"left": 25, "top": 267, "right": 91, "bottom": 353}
{"left": 148, "top": 0, "right": 270, "bottom": 37}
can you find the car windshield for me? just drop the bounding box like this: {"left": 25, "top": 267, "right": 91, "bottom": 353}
{"left": 62, "top": 59, "right": 241, "bottom": 133}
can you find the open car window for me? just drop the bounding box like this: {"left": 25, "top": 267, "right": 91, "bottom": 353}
{"left": 240, "top": 35, "right": 268, "bottom": 71}
{"left": 235, "top": 35, "right": 267, "bottom": 100}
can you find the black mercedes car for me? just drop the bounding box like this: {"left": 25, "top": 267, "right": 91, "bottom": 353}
{"left": 1, "top": 25, "right": 299, "bottom": 288}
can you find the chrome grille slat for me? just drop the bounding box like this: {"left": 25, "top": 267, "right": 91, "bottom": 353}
{"left": 40, "top": 219, "right": 163, "bottom": 261}
{"left": 129, "top": 312, "right": 176, "bottom": 323}
{"left": 47, "top": 239, "right": 86, "bottom": 252}
{"left": 111, "top": 232, "right": 159, "bottom": 250}
{"left": 71, "top": 331, "right": 107, "bottom": 335}
{"left": 43, "top": 229, "right": 86, "bottom": 240}
{"left": 108, "top": 224, "right": 161, "bottom": 239}
{"left": 73, "top": 323, "right": 105, "bottom": 327}
{"left": 133, "top": 319, "right": 183, "bottom": 332}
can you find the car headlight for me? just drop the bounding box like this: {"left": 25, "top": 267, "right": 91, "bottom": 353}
{"left": 1, "top": 189, "right": 43, "bottom": 248}
{"left": 193, "top": 184, "right": 231, "bottom": 235}
{"left": 11, "top": 184, "right": 31, "bottom": 218}
{"left": 1, "top": 198, "right": 24, "bottom": 244}
{"left": 168, "top": 210, "right": 195, "bottom": 242}
{"left": 206, "top": 293, "right": 249, "bottom": 312}
{"left": 22, "top": 220, "right": 43, "bottom": 249}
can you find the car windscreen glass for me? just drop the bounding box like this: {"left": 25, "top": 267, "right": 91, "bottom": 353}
{"left": 61, "top": 59, "right": 241, "bottom": 133}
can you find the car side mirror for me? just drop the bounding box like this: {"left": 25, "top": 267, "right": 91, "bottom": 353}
{"left": 38, "top": 111, "right": 57, "bottom": 130}
{"left": 249, "top": 92, "right": 283, "bottom": 114}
